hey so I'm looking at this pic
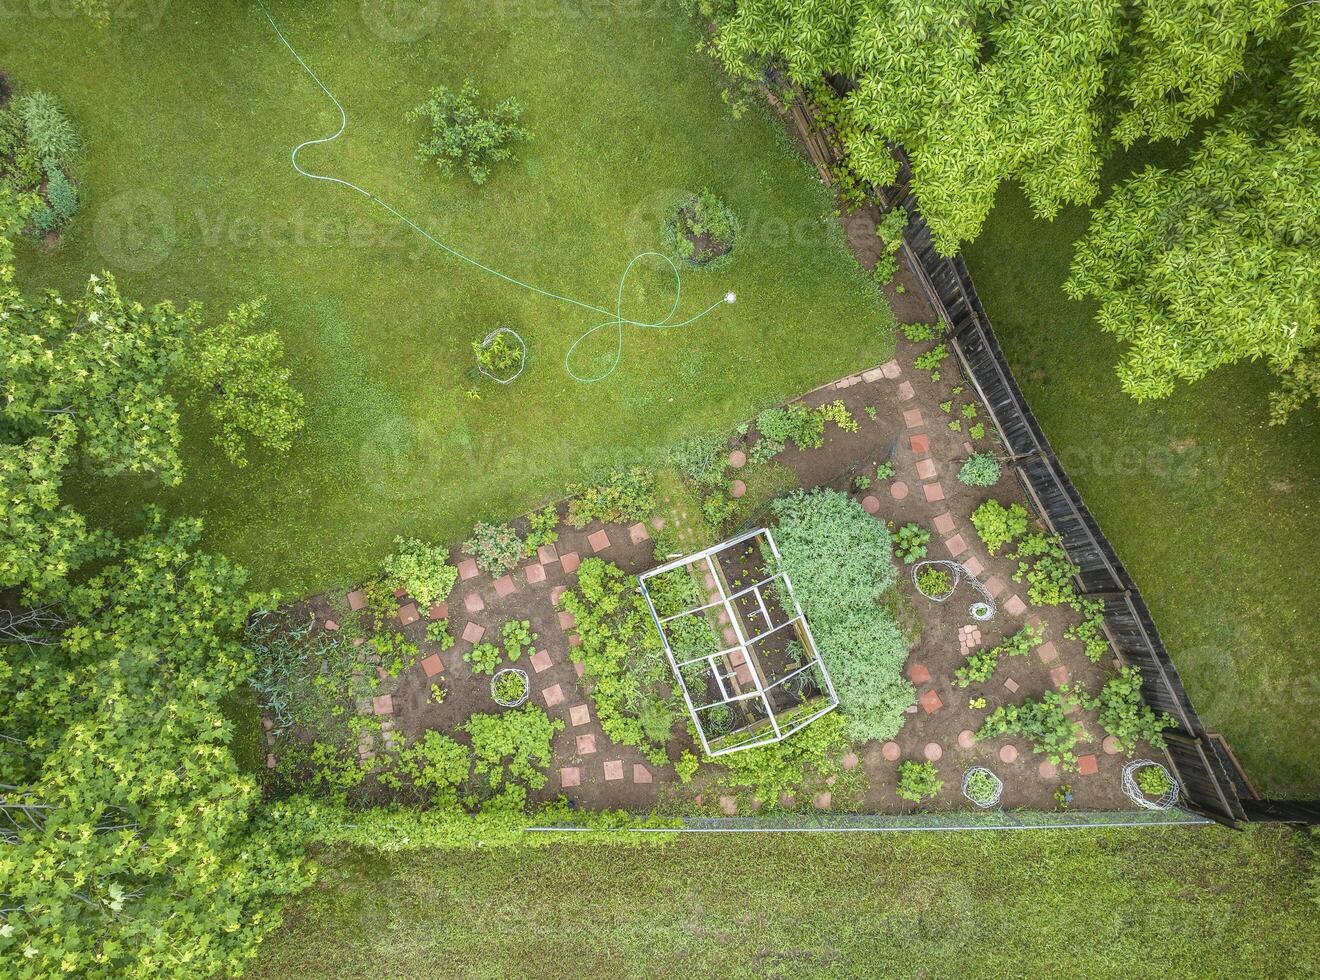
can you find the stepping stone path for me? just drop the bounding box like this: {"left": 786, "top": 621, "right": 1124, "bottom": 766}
{"left": 903, "top": 409, "right": 923, "bottom": 429}
{"left": 421, "top": 653, "right": 444, "bottom": 678}
{"left": 1003, "top": 677, "right": 1019, "bottom": 693}
{"left": 919, "top": 689, "right": 943, "bottom": 714}
{"left": 542, "top": 683, "right": 565, "bottom": 707}
{"left": 889, "top": 481, "right": 909, "bottom": 500}
{"left": 1077, "top": 754, "right": 1099, "bottom": 776}
{"left": 909, "top": 433, "right": 930, "bottom": 454}
{"left": 862, "top": 495, "right": 881, "bottom": 514}
{"left": 462, "top": 622, "right": 485, "bottom": 643}
{"left": 429, "top": 602, "right": 447, "bottom": 620}
{"left": 576, "top": 733, "right": 597, "bottom": 755}
{"left": 372, "top": 694, "right": 394, "bottom": 715}
{"left": 537, "top": 544, "right": 559, "bottom": 564}
{"left": 1037, "top": 641, "right": 1059, "bottom": 664}
{"left": 560, "top": 767, "right": 581, "bottom": 789}
{"left": 957, "top": 624, "right": 982, "bottom": 654}
{"left": 526, "top": 563, "right": 546, "bottom": 584}
{"left": 346, "top": 589, "right": 366, "bottom": 611}
{"left": 633, "top": 764, "right": 652, "bottom": 784}
{"left": 933, "top": 512, "right": 955, "bottom": 535}
{"left": 842, "top": 753, "right": 859, "bottom": 770}
{"left": 922, "top": 482, "right": 945, "bottom": 503}
{"left": 530, "top": 650, "right": 553, "bottom": 673}
{"left": 1038, "top": 761, "right": 1058, "bottom": 779}
{"left": 458, "top": 558, "right": 479, "bottom": 580}
{"left": 603, "top": 760, "right": 624, "bottom": 781}
{"left": 561, "top": 552, "right": 581, "bottom": 574}
{"left": 728, "top": 450, "right": 746, "bottom": 468}
{"left": 882, "top": 741, "right": 902, "bottom": 761}
{"left": 1004, "top": 594, "right": 1027, "bottom": 616}
{"left": 587, "top": 529, "right": 611, "bottom": 553}
{"left": 813, "top": 792, "right": 832, "bottom": 811}
{"left": 569, "top": 704, "right": 591, "bottom": 727}
{"left": 720, "top": 795, "right": 737, "bottom": 815}
{"left": 915, "top": 458, "right": 937, "bottom": 480}
{"left": 906, "top": 662, "right": 931, "bottom": 685}
{"left": 397, "top": 603, "right": 418, "bottom": 625}
{"left": 898, "top": 380, "right": 914, "bottom": 400}
{"left": 464, "top": 593, "right": 485, "bottom": 614}
{"left": 730, "top": 480, "right": 746, "bottom": 498}
{"left": 493, "top": 575, "right": 515, "bottom": 598}
{"left": 962, "top": 556, "right": 984, "bottom": 577}
{"left": 628, "top": 523, "right": 649, "bottom": 544}
{"left": 1049, "top": 665, "right": 1070, "bottom": 687}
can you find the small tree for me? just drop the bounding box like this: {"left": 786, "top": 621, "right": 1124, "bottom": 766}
{"left": 408, "top": 79, "right": 529, "bottom": 185}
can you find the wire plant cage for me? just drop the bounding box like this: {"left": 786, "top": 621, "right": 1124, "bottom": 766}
{"left": 638, "top": 527, "right": 839, "bottom": 758}
{"left": 475, "top": 327, "right": 527, "bottom": 384}
{"left": 912, "top": 558, "right": 997, "bottom": 621}
{"left": 961, "top": 766, "right": 1004, "bottom": 808}
{"left": 1121, "top": 759, "right": 1180, "bottom": 810}
{"left": 491, "top": 667, "right": 530, "bottom": 708}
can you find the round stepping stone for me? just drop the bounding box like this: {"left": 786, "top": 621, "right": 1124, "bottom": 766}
{"left": 889, "top": 481, "right": 909, "bottom": 500}
{"left": 730, "top": 479, "right": 747, "bottom": 499}
{"left": 923, "top": 742, "right": 943, "bottom": 762}
{"left": 861, "top": 495, "right": 880, "bottom": 514}
{"left": 957, "top": 729, "right": 976, "bottom": 749}
{"left": 882, "top": 741, "right": 902, "bottom": 762}
{"left": 841, "top": 752, "right": 859, "bottom": 770}
{"left": 1102, "top": 735, "right": 1122, "bottom": 755}
{"left": 728, "top": 449, "right": 746, "bottom": 468}
{"left": 999, "top": 744, "right": 1019, "bottom": 764}
{"left": 1038, "top": 761, "right": 1058, "bottom": 779}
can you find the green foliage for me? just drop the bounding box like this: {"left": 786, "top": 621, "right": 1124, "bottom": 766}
{"left": 1065, "top": 599, "right": 1110, "bottom": 663}
{"left": 1011, "top": 533, "right": 1080, "bottom": 607}
{"left": 501, "top": 618, "right": 536, "bottom": 661}
{"left": 395, "top": 731, "right": 470, "bottom": 806}
{"left": 463, "top": 705, "right": 564, "bottom": 799}
{"left": 16, "top": 90, "right": 80, "bottom": 168}
{"left": 914, "top": 343, "right": 949, "bottom": 378}
{"left": 472, "top": 329, "right": 523, "bottom": 381}
{"left": 666, "top": 433, "right": 730, "bottom": 490}
{"left": 493, "top": 669, "right": 530, "bottom": 705}
{"left": 955, "top": 625, "right": 1043, "bottom": 687}
{"left": 970, "top": 500, "right": 1029, "bottom": 555}
{"left": 715, "top": 711, "right": 852, "bottom": 805}
{"left": 964, "top": 769, "right": 999, "bottom": 805}
{"left": 675, "top": 749, "right": 700, "bottom": 784}
{"left": 383, "top": 536, "right": 458, "bottom": 608}
{"left": 969, "top": 422, "right": 986, "bottom": 440}
{"left": 565, "top": 467, "right": 655, "bottom": 527}
{"left": 559, "top": 558, "right": 679, "bottom": 766}
{"left": 876, "top": 205, "right": 908, "bottom": 258}
{"left": 426, "top": 619, "right": 454, "bottom": 650}
{"left": 524, "top": 503, "right": 559, "bottom": 555}
{"left": 1086, "top": 666, "right": 1174, "bottom": 754}
{"left": 895, "top": 760, "right": 943, "bottom": 803}
{"left": 901, "top": 319, "right": 944, "bottom": 343}
{"left": 1135, "top": 765, "right": 1173, "bottom": 798}
{"left": 958, "top": 452, "right": 1001, "bottom": 487}
{"left": 463, "top": 520, "right": 524, "bottom": 575}
{"left": 771, "top": 489, "right": 912, "bottom": 742}
{"left": 407, "top": 79, "right": 529, "bottom": 185}
{"left": 875, "top": 460, "right": 895, "bottom": 480}
{"left": 977, "top": 689, "right": 1088, "bottom": 768}
{"left": 663, "top": 188, "right": 740, "bottom": 266}
{"left": 464, "top": 641, "right": 501, "bottom": 676}
{"left": 916, "top": 567, "right": 951, "bottom": 597}
{"left": 894, "top": 523, "right": 930, "bottom": 564}
{"left": 756, "top": 401, "right": 823, "bottom": 451}
{"left": 44, "top": 167, "right": 78, "bottom": 222}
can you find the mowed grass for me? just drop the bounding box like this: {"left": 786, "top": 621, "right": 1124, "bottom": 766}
{"left": 963, "top": 171, "right": 1320, "bottom": 798}
{"left": 2, "top": 0, "right": 891, "bottom": 595}
{"left": 251, "top": 827, "right": 1318, "bottom": 979}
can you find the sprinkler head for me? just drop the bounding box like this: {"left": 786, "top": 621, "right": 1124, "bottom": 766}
{"left": 725, "top": 292, "right": 737, "bottom": 304}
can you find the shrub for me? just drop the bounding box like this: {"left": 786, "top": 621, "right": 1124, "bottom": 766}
{"left": 875, "top": 205, "right": 908, "bottom": 258}
{"left": 1135, "top": 765, "right": 1173, "bottom": 797}
{"left": 17, "top": 91, "right": 80, "bottom": 167}
{"left": 977, "top": 689, "right": 1087, "bottom": 768}
{"left": 395, "top": 731, "right": 470, "bottom": 806}
{"left": 896, "top": 760, "right": 942, "bottom": 803}
{"left": 472, "top": 330, "right": 523, "bottom": 380}
{"left": 770, "top": 489, "right": 912, "bottom": 742}
{"left": 566, "top": 468, "right": 655, "bottom": 527}
{"left": 383, "top": 536, "right": 458, "bottom": 608}
{"left": 463, "top": 521, "right": 524, "bottom": 575}
{"left": 44, "top": 168, "right": 78, "bottom": 223}
{"left": 875, "top": 460, "right": 896, "bottom": 480}
{"left": 894, "top": 523, "right": 930, "bottom": 563}
{"left": 970, "top": 500, "right": 1029, "bottom": 554}
{"left": 501, "top": 619, "right": 536, "bottom": 661}
{"left": 463, "top": 641, "right": 501, "bottom": 675}
{"left": 408, "top": 79, "right": 528, "bottom": 184}
{"left": 716, "top": 711, "right": 851, "bottom": 805}
{"left": 916, "top": 567, "right": 951, "bottom": 596}
{"left": 463, "top": 705, "right": 563, "bottom": 797}
{"left": 958, "top": 452, "right": 1001, "bottom": 487}
{"left": 757, "top": 402, "right": 824, "bottom": 451}
{"left": 662, "top": 188, "right": 740, "bottom": 266}
{"left": 1086, "top": 666, "right": 1173, "bottom": 754}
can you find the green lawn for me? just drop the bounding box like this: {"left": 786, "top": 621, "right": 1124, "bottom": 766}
{"left": 963, "top": 174, "right": 1320, "bottom": 798}
{"left": 251, "top": 827, "right": 1318, "bottom": 978}
{"left": 2, "top": 0, "right": 890, "bottom": 595}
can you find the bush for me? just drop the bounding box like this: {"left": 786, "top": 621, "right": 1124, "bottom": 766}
{"left": 970, "top": 499, "right": 1029, "bottom": 555}
{"left": 395, "top": 731, "right": 470, "bottom": 806}
{"left": 958, "top": 452, "right": 1001, "bottom": 487}
{"left": 756, "top": 402, "right": 824, "bottom": 452}
{"left": 894, "top": 523, "right": 930, "bottom": 563}
{"left": 662, "top": 188, "right": 740, "bottom": 266}
{"left": 463, "top": 705, "right": 563, "bottom": 798}
{"left": 383, "top": 537, "right": 458, "bottom": 608}
{"left": 463, "top": 521, "right": 524, "bottom": 575}
{"left": 17, "top": 91, "right": 80, "bottom": 167}
{"left": 44, "top": 168, "right": 78, "bottom": 223}
{"left": 896, "top": 760, "right": 943, "bottom": 803}
{"left": 876, "top": 206, "right": 908, "bottom": 257}
{"left": 1086, "top": 666, "right": 1173, "bottom": 754}
{"left": 715, "top": 711, "right": 851, "bottom": 805}
{"left": 501, "top": 619, "right": 536, "bottom": 661}
{"left": 666, "top": 433, "right": 730, "bottom": 490}
{"left": 407, "top": 79, "right": 529, "bottom": 184}
{"left": 770, "top": 489, "right": 912, "bottom": 742}
{"left": 565, "top": 468, "right": 655, "bottom": 527}
{"left": 1065, "top": 599, "right": 1109, "bottom": 662}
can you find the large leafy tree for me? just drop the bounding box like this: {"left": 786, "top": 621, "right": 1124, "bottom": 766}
{"left": 705, "top": 0, "right": 1286, "bottom": 252}
{"left": 1067, "top": 8, "right": 1320, "bottom": 421}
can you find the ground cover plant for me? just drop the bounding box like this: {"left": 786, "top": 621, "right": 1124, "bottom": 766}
{"left": 2, "top": 0, "right": 894, "bottom": 598}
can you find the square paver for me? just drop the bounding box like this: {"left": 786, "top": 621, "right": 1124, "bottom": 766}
{"left": 525, "top": 563, "right": 546, "bottom": 584}
{"left": 906, "top": 662, "right": 931, "bottom": 685}
{"left": 962, "top": 556, "right": 984, "bottom": 577}
{"left": 429, "top": 601, "right": 448, "bottom": 621}
{"left": 461, "top": 621, "right": 485, "bottom": 644}
{"left": 560, "top": 766, "right": 581, "bottom": 788}
{"left": 530, "top": 649, "right": 553, "bottom": 673}
{"left": 576, "top": 733, "right": 597, "bottom": 755}
{"left": 898, "top": 380, "right": 914, "bottom": 401}
{"left": 569, "top": 704, "right": 591, "bottom": 727}
{"left": 560, "top": 552, "right": 581, "bottom": 574}
{"left": 1077, "top": 754, "right": 1099, "bottom": 776}
{"left": 1004, "top": 594, "right": 1027, "bottom": 616}
{"left": 628, "top": 522, "right": 650, "bottom": 545}
{"left": 464, "top": 592, "right": 485, "bottom": 614}
{"left": 881, "top": 359, "right": 902, "bottom": 379}
{"left": 919, "top": 689, "right": 943, "bottom": 714}
{"left": 493, "top": 575, "right": 515, "bottom": 598}
{"left": 550, "top": 585, "right": 567, "bottom": 605}
{"left": 542, "top": 683, "right": 565, "bottom": 707}
{"left": 537, "top": 543, "right": 558, "bottom": 565}
{"left": 909, "top": 433, "right": 930, "bottom": 454}
{"left": 587, "top": 529, "right": 611, "bottom": 553}
{"left": 568, "top": 633, "right": 582, "bottom": 648}
{"left": 603, "top": 759, "right": 624, "bottom": 781}
{"left": 457, "top": 558, "right": 479, "bottom": 580}
{"left": 922, "top": 482, "right": 946, "bottom": 503}
{"left": 1037, "top": 641, "right": 1059, "bottom": 664}
{"left": 372, "top": 694, "right": 394, "bottom": 715}
{"left": 915, "top": 458, "right": 938, "bottom": 480}
{"left": 558, "top": 610, "right": 576, "bottom": 631}
{"left": 933, "top": 512, "right": 955, "bottom": 535}
{"left": 944, "top": 533, "right": 967, "bottom": 557}
{"left": 633, "top": 764, "right": 652, "bottom": 784}
{"left": 1050, "top": 665, "right": 1070, "bottom": 687}
{"left": 397, "top": 602, "right": 419, "bottom": 626}
{"left": 985, "top": 576, "right": 1007, "bottom": 598}
{"left": 1003, "top": 677, "right": 1019, "bottom": 693}
{"left": 903, "top": 408, "right": 924, "bottom": 429}
{"left": 346, "top": 589, "right": 366, "bottom": 611}
{"left": 421, "top": 653, "right": 444, "bottom": 678}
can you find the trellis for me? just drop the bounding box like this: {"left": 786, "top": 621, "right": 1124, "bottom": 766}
{"left": 637, "top": 527, "right": 839, "bottom": 757}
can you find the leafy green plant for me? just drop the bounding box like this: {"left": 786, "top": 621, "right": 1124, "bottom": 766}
{"left": 970, "top": 500, "right": 1029, "bottom": 555}
{"left": 492, "top": 669, "right": 529, "bottom": 705}
{"left": 44, "top": 168, "right": 78, "bottom": 223}
{"left": 900, "top": 319, "right": 944, "bottom": 343}
{"left": 566, "top": 467, "right": 655, "bottom": 527}
{"left": 524, "top": 503, "right": 559, "bottom": 555}
{"left": 914, "top": 343, "right": 949, "bottom": 378}
{"left": 875, "top": 460, "right": 895, "bottom": 480}
{"left": 963, "top": 769, "right": 999, "bottom": 805}
{"left": 463, "top": 705, "right": 563, "bottom": 800}
{"left": 464, "top": 641, "right": 501, "bottom": 675}
{"left": 853, "top": 474, "right": 872, "bottom": 491}
{"left": 969, "top": 422, "right": 986, "bottom": 440}
{"left": 407, "top": 79, "right": 529, "bottom": 184}
{"left": 472, "top": 330, "right": 523, "bottom": 381}
{"left": 894, "top": 523, "right": 930, "bottom": 563}
{"left": 962, "top": 402, "right": 979, "bottom": 419}
{"left": 675, "top": 749, "right": 700, "bottom": 784}
{"left": 756, "top": 402, "right": 824, "bottom": 451}
{"left": 17, "top": 91, "right": 80, "bottom": 167}
{"left": 896, "top": 760, "right": 943, "bottom": 803}
{"left": 916, "top": 567, "right": 952, "bottom": 597}
{"left": 939, "top": 399, "right": 953, "bottom": 413}
{"left": 395, "top": 730, "right": 470, "bottom": 806}
{"left": 501, "top": 619, "right": 536, "bottom": 661}
{"left": 1065, "top": 598, "right": 1109, "bottom": 662}
{"left": 715, "top": 711, "right": 852, "bottom": 805}
{"left": 1011, "top": 534, "right": 1079, "bottom": 606}
{"left": 371, "top": 630, "right": 419, "bottom": 676}
{"left": 947, "top": 419, "right": 962, "bottom": 432}
{"left": 1135, "top": 765, "right": 1173, "bottom": 797}
{"left": 958, "top": 452, "right": 1001, "bottom": 487}
{"left": 1086, "top": 666, "right": 1173, "bottom": 753}
{"left": 977, "top": 689, "right": 1087, "bottom": 768}
{"left": 383, "top": 536, "right": 458, "bottom": 608}
{"left": 954, "top": 625, "right": 1042, "bottom": 686}
{"left": 463, "top": 521, "right": 524, "bottom": 575}
{"left": 663, "top": 188, "right": 740, "bottom": 266}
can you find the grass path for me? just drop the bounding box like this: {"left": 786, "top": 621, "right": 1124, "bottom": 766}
{"left": 1, "top": 0, "right": 892, "bottom": 595}
{"left": 963, "top": 180, "right": 1320, "bottom": 798}
{"left": 250, "top": 828, "right": 1318, "bottom": 978}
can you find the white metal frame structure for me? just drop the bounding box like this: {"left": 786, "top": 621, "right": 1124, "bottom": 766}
{"left": 637, "top": 527, "right": 839, "bottom": 757}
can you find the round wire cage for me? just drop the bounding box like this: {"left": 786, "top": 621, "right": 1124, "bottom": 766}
{"left": 970, "top": 601, "right": 994, "bottom": 622}
{"left": 912, "top": 559, "right": 997, "bottom": 620}
{"left": 1121, "top": 759, "right": 1180, "bottom": 810}
{"left": 961, "top": 766, "right": 1004, "bottom": 808}
{"left": 491, "top": 667, "right": 530, "bottom": 708}
{"left": 476, "top": 327, "right": 527, "bottom": 385}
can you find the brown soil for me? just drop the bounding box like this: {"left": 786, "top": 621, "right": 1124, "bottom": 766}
{"left": 679, "top": 205, "right": 732, "bottom": 265}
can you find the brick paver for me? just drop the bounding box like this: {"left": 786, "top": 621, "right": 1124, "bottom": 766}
{"left": 944, "top": 533, "right": 967, "bottom": 557}
{"left": 560, "top": 766, "right": 581, "bottom": 788}
{"left": 898, "top": 380, "right": 914, "bottom": 400}
{"left": 922, "top": 482, "right": 946, "bottom": 503}
{"left": 372, "top": 694, "right": 394, "bottom": 715}
{"left": 542, "top": 683, "right": 565, "bottom": 707}
{"left": 1049, "top": 665, "right": 1070, "bottom": 687}
{"left": 587, "top": 529, "right": 611, "bottom": 553}
{"left": 1037, "top": 641, "right": 1058, "bottom": 664}
{"left": 346, "top": 589, "right": 366, "bottom": 611}
{"left": 560, "top": 552, "right": 581, "bottom": 574}
{"left": 730, "top": 480, "right": 747, "bottom": 498}
{"left": 537, "top": 544, "right": 558, "bottom": 565}
{"left": 909, "top": 433, "right": 930, "bottom": 454}
{"left": 421, "top": 653, "right": 444, "bottom": 678}
{"left": 633, "top": 764, "right": 653, "bottom": 783}
{"left": 457, "top": 558, "right": 479, "bottom": 581}
{"left": 397, "top": 602, "right": 419, "bottom": 626}
{"left": 493, "top": 575, "right": 515, "bottom": 598}
{"left": 1077, "top": 754, "right": 1099, "bottom": 776}
{"left": 604, "top": 760, "right": 624, "bottom": 781}
{"left": 903, "top": 409, "right": 924, "bottom": 429}
{"left": 933, "top": 512, "right": 955, "bottom": 535}
{"left": 557, "top": 610, "right": 576, "bottom": 631}
{"left": 525, "top": 563, "right": 546, "bottom": 584}
{"left": 629, "top": 522, "right": 650, "bottom": 544}
{"left": 530, "top": 649, "right": 553, "bottom": 673}
{"left": 915, "top": 458, "right": 938, "bottom": 480}
{"left": 464, "top": 593, "right": 485, "bottom": 614}
{"left": 906, "top": 662, "right": 931, "bottom": 685}
{"left": 569, "top": 704, "right": 591, "bottom": 727}
{"left": 919, "top": 689, "right": 943, "bottom": 714}
{"left": 462, "top": 622, "right": 485, "bottom": 644}
{"left": 576, "top": 733, "right": 597, "bottom": 755}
